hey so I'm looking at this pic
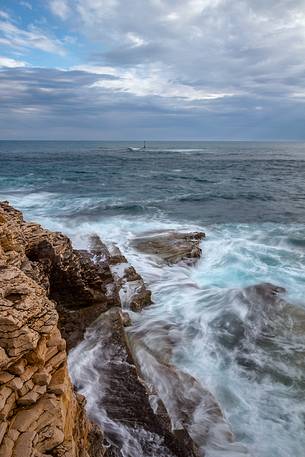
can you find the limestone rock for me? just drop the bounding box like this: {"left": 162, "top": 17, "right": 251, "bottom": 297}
{"left": 0, "top": 202, "right": 120, "bottom": 352}
{"left": 0, "top": 202, "right": 105, "bottom": 457}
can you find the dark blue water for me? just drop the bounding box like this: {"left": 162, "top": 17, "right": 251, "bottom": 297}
{"left": 1, "top": 140, "right": 305, "bottom": 224}
{"left": 1, "top": 141, "right": 305, "bottom": 457}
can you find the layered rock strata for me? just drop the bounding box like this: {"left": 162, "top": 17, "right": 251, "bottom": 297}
{"left": 0, "top": 202, "right": 104, "bottom": 457}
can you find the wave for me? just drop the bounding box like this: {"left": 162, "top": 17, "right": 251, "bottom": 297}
{"left": 0, "top": 191, "right": 59, "bottom": 210}
{"left": 123, "top": 148, "right": 212, "bottom": 154}
{"left": 152, "top": 148, "right": 210, "bottom": 153}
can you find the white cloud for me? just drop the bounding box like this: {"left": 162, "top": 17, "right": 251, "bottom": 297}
{"left": 90, "top": 64, "right": 234, "bottom": 101}
{"left": 126, "top": 32, "right": 147, "bottom": 48}
{"left": 0, "top": 10, "right": 10, "bottom": 19}
{"left": 1, "top": 0, "right": 305, "bottom": 138}
{"left": 49, "top": 0, "right": 70, "bottom": 20}
{"left": 0, "top": 14, "right": 66, "bottom": 55}
{"left": 0, "top": 56, "right": 27, "bottom": 68}
{"left": 72, "top": 64, "right": 118, "bottom": 76}
{"left": 70, "top": 0, "right": 305, "bottom": 106}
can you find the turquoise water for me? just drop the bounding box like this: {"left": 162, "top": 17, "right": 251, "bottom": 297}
{"left": 1, "top": 141, "right": 305, "bottom": 456}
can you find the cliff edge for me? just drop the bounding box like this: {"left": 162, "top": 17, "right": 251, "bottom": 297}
{"left": 0, "top": 202, "right": 106, "bottom": 457}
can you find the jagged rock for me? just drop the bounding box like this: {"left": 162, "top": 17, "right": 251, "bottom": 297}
{"left": 0, "top": 202, "right": 105, "bottom": 457}
{"left": 33, "top": 370, "right": 51, "bottom": 386}
{"left": 88, "top": 235, "right": 152, "bottom": 312}
{"left": 131, "top": 231, "right": 205, "bottom": 265}
{"left": 13, "top": 431, "right": 36, "bottom": 457}
{"left": 0, "top": 372, "right": 14, "bottom": 385}
{"left": 128, "top": 334, "right": 249, "bottom": 456}
{"left": 0, "top": 202, "right": 120, "bottom": 351}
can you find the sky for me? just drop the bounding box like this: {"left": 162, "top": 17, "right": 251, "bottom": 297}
{"left": 1, "top": 0, "right": 305, "bottom": 140}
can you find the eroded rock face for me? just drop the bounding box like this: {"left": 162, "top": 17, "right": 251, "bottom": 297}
{"left": 0, "top": 202, "right": 120, "bottom": 351}
{"left": 88, "top": 235, "right": 152, "bottom": 312}
{"left": 131, "top": 231, "right": 205, "bottom": 265}
{"left": 0, "top": 202, "right": 105, "bottom": 457}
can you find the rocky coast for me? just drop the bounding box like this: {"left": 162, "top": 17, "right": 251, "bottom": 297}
{"left": 3, "top": 201, "right": 299, "bottom": 457}
{"left": 0, "top": 201, "right": 212, "bottom": 456}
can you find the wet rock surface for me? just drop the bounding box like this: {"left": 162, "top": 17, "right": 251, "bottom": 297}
{"left": 69, "top": 307, "right": 199, "bottom": 457}
{"left": 26, "top": 235, "right": 119, "bottom": 352}
{"left": 88, "top": 234, "right": 152, "bottom": 312}
{"left": 128, "top": 324, "right": 250, "bottom": 457}
{"left": 131, "top": 231, "right": 205, "bottom": 265}
{"left": 1, "top": 202, "right": 210, "bottom": 457}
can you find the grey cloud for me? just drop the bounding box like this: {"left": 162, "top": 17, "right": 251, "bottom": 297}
{"left": 68, "top": 0, "right": 305, "bottom": 101}
{"left": 2, "top": 0, "right": 305, "bottom": 139}
{"left": 1, "top": 65, "right": 305, "bottom": 140}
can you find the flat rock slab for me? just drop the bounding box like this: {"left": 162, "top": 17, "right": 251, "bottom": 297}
{"left": 131, "top": 231, "right": 205, "bottom": 265}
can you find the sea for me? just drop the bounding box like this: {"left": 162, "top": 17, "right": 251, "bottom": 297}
{"left": 1, "top": 140, "right": 305, "bottom": 456}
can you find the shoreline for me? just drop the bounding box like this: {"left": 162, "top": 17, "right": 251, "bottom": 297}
{"left": 1, "top": 202, "right": 235, "bottom": 457}
{"left": 2, "top": 201, "right": 305, "bottom": 456}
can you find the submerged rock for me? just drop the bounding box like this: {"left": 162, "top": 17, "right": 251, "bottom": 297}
{"left": 131, "top": 231, "right": 205, "bottom": 265}
{"left": 129, "top": 328, "right": 249, "bottom": 457}
{"left": 211, "top": 282, "right": 305, "bottom": 387}
{"left": 69, "top": 307, "right": 200, "bottom": 457}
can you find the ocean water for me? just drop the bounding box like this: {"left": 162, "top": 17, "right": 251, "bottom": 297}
{"left": 1, "top": 140, "right": 305, "bottom": 456}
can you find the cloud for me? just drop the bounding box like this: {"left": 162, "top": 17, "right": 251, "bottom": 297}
{"left": 90, "top": 64, "right": 235, "bottom": 101}
{"left": 68, "top": 0, "right": 305, "bottom": 104}
{"left": 19, "top": 1, "right": 33, "bottom": 10}
{"left": 0, "top": 56, "right": 27, "bottom": 68}
{"left": 0, "top": 11, "right": 10, "bottom": 20}
{"left": 0, "top": 65, "right": 305, "bottom": 140}
{"left": 1, "top": 1, "right": 305, "bottom": 138}
{"left": 71, "top": 64, "right": 119, "bottom": 76}
{"left": 49, "top": 0, "right": 70, "bottom": 20}
{"left": 0, "top": 11, "right": 66, "bottom": 55}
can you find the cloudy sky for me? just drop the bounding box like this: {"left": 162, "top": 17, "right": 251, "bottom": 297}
{"left": 1, "top": 0, "right": 305, "bottom": 140}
